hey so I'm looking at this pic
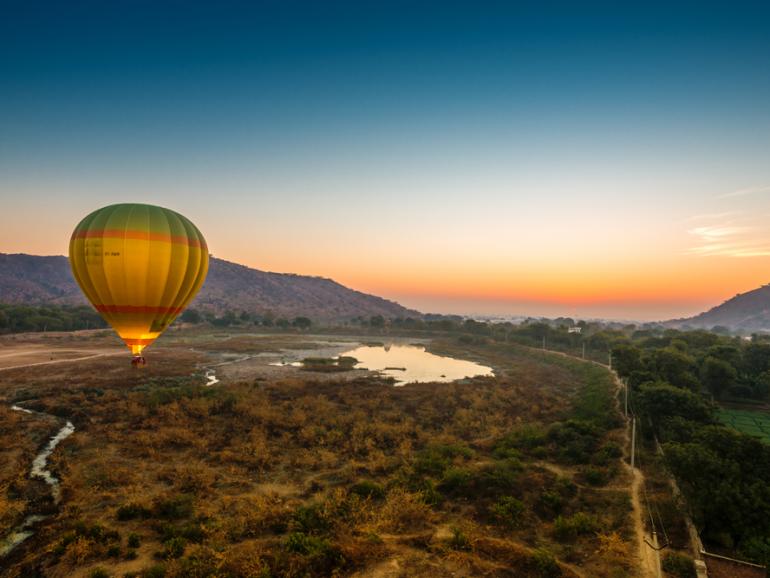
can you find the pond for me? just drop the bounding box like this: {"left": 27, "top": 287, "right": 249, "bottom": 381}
{"left": 339, "top": 343, "right": 493, "bottom": 385}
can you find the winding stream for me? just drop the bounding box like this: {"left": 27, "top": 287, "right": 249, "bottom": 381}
{"left": 0, "top": 364, "right": 219, "bottom": 559}
{"left": 0, "top": 405, "right": 75, "bottom": 558}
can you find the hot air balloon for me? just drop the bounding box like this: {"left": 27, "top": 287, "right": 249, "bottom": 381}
{"left": 69, "top": 203, "right": 209, "bottom": 365}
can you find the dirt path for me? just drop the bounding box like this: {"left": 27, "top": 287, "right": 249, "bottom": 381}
{"left": 0, "top": 349, "right": 123, "bottom": 372}
{"left": 521, "top": 343, "right": 660, "bottom": 578}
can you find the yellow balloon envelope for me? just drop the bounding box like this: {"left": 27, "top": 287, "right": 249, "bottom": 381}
{"left": 69, "top": 203, "right": 208, "bottom": 362}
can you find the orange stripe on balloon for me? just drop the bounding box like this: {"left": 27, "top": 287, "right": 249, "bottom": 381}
{"left": 95, "top": 305, "right": 185, "bottom": 315}
{"left": 72, "top": 228, "right": 205, "bottom": 249}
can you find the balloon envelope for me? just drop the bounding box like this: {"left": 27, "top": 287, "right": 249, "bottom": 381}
{"left": 69, "top": 203, "right": 208, "bottom": 357}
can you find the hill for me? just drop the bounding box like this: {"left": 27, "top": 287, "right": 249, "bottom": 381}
{"left": 668, "top": 284, "right": 770, "bottom": 333}
{"left": 0, "top": 253, "right": 419, "bottom": 321}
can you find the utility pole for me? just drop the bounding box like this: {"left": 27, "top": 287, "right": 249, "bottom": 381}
{"left": 608, "top": 350, "right": 612, "bottom": 370}
{"left": 624, "top": 380, "right": 628, "bottom": 418}
{"left": 542, "top": 336, "right": 546, "bottom": 350}
{"left": 582, "top": 341, "right": 585, "bottom": 359}
{"left": 630, "top": 417, "right": 636, "bottom": 470}
{"left": 652, "top": 530, "right": 663, "bottom": 578}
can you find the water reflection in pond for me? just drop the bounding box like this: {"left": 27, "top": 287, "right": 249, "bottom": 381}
{"left": 339, "top": 344, "right": 493, "bottom": 385}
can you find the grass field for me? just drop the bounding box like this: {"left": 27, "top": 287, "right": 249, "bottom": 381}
{"left": 718, "top": 407, "right": 770, "bottom": 443}
{"left": 0, "top": 329, "right": 635, "bottom": 578}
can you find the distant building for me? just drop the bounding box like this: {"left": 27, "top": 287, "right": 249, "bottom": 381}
{"left": 568, "top": 326, "right": 582, "bottom": 334}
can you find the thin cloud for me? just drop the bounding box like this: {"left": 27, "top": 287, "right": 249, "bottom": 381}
{"left": 686, "top": 221, "right": 770, "bottom": 258}
{"left": 718, "top": 185, "right": 770, "bottom": 199}
{"left": 682, "top": 211, "right": 739, "bottom": 223}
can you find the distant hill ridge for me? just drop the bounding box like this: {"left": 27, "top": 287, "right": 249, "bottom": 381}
{"left": 0, "top": 253, "right": 419, "bottom": 321}
{"left": 668, "top": 284, "right": 770, "bottom": 333}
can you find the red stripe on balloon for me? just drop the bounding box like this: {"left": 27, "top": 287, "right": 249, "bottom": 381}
{"left": 72, "top": 228, "right": 205, "bottom": 248}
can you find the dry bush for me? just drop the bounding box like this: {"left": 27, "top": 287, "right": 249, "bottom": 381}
{"left": 371, "top": 488, "right": 433, "bottom": 533}
{"left": 60, "top": 536, "right": 97, "bottom": 566}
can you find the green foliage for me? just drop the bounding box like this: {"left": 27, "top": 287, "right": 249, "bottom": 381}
{"left": 553, "top": 512, "right": 599, "bottom": 541}
{"left": 89, "top": 568, "right": 111, "bottom": 578}
{"left": 663, "top": 425, "right": 770, "bottom": 552}
{"left": 414, "top": 443, "right": 473, "bottom": 477}
{"left": 546, "top": 420, "right": 603, "bottom": 464}
{"left": 661, "top": 552, "right": 696, "bottom": 578}
{"left": 291, "top": 503, "right": 332, "bottom": 535}
{"left": 117, "top": 503, "right": 152, "bottom": 521}
{"left": 0, "top": 303, "right": 107, "bottom": 333}
{"left": 476, "top": 458, "right": 522, "bottom": 495}
{"left": 140, "top": 564, "right": 167, "bottom": 578}
{"left": 284, "top": 532, "right": 345, "bottom": 573}
{"left": 128, "top": 533, "right": 141, "bottom": 548}
{"left": 636, "top": 382, "right": 715, "bottom": 430}
{"left": 535, "top": 490, "right": 564, "bottom": 519}
{"left": 580, "top": 466, "right": 609, "bottom": 486}
{"left": 490, "top": 496, "right": 525, "bottom": 528}
{"left": 494, "top": 425, "right": 546, "bottom": 456}
{"left": 532, "top": 547, "right": 562, "bottom": 577}
{"left": 162, "top": 536, "right": 187, "bottom": 559}
{"left": 154, "top": 494, "right": 195, "bottom": 520}
{"left": 179, "top": 309, "right": 202, "bottom": 324}
{"left": 350, "top": 480, "right": 385, "bottom": 500}
{"left": 438, "top": 467, "right": 473, "bottom": 496}
{"left": 648, "top": 347, "right": 700, "bottom": 391}
{"left": 292, "top": 316, "right": 312, "bottom": 329}
{"left": 611, "top": 343, "right": 643, "bottom": 377}
{"left": 701, "top": 356, "right": 737, "bottom": 399}
{"left": 448, "top": 526, "right": 471, "bottom": 550}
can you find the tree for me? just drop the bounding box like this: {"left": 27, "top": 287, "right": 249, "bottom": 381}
{"left": 611, "top": 344, "right": 643, "bottom": 377}
{"left": 700, "top": 356, "right": 737, "bottom": 400}
{"left": 180, "top": 309, "right": 201, "bottom": 324}
{"left": 648, "top": 347, "right": 700, "bottom": 391}
{"left": 292, "top": 316, "right": 312, "bottom": 330}
{"left": 636, "top": 382, "right": 714, "bottom": 430}
{"left": 369, "top": 315, "right": 385, "bottom": 328}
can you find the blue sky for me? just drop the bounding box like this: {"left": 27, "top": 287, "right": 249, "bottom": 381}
{"left": 2, "top": 1, "right": 770, "bottom": 319}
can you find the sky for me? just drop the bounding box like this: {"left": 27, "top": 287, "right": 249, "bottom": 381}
{"left": 2, "top": 1, "right": 770, "bottom": 321}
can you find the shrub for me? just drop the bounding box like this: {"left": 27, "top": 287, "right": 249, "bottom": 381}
{"left": 414, "top": 444, "right": 473, "bottom": 477}
{"left": 154, "top": 494, "right": 195, "bottom": 520}
{"left": 448, "top": 526, "right": 471, "bottom": 551}
{"left": 291, "top": 503, "right": 331, "bottom": 535}
{"left": 141, "top": 565, "right": 166, "bottom": 578}
{"left": 284, "top": 532, "right": 344, "bottom": 572}
{"left": 490, "top": 496, "right": 525, "bottom": 528}
{"left": 439, "top": 467, "right": 473, "bottom": 496}
{"left": 89, "top": 569, "right": 110, "bottom": 578}
{"left": 477, "top": 458, "right": 522, "bottom": 495}
{"left": 494, "top": 425, "right": 546, "bottom": 455}
{"left": 117, "top": 503, "right": 152, "bottom": 521}
{"left": 661, "top": 552, "right": 696, "bottom": 578}
{"left": 535, "top": 491, "right": 564, "bottom": 518}
{"left": 553, "top": 512, "right": 599, "bottom": 541}
{"left": 107, "top": 544, "right": 121, "bottom": 557}
{"left": 532, "top": 547, "right": 561, "bottom": 577}
{"left": 350, "top": 480, "right": 385, "bottom": 500}
{"left": 128, "top": 533, "right": 141, "bottom": 548}
{"left": 162, "top": 536, "right": 187, "bottom": 559}
{"left": 581, "top": 466, "right": 608, "bottom": 486}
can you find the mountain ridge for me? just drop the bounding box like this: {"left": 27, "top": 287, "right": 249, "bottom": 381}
{"left": 0, "top": 253, "right": 420, "bottom": 321}
{"left": 666, "top": 283, "right": 770, "bottom": 333}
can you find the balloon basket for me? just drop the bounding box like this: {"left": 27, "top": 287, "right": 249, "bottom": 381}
{"left": 131, "top": 356, "right": 147, "bottom": 367}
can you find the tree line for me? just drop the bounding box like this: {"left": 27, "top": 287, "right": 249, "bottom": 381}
{"left": 611, "top": 330, "right": 770, "bottom": 564}
{"left": 0, "top": 304, "right": 107, "bottom": 333}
